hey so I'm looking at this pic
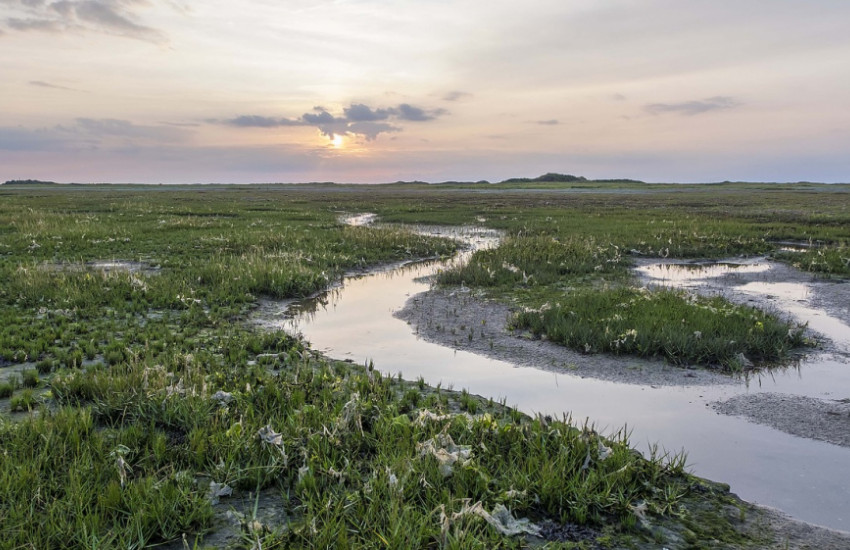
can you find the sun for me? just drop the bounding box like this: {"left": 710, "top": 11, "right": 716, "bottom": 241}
{"left": 331, "top": 134, "right": 345, "bottom": 149}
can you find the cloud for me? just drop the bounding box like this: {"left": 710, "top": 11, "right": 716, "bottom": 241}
{"left": 74, "top": 1, "right": 160, "bottom": 40}
{"left": 218, "top": 115, "right": 304, "bottom": 128}
{"left": 215, "top": 101, "right": 445, "bottom": 141}
{"left": 29, "top": 80, "right": 84, "bottom": 91}
{"left": 645, "top": 96, "right": 740, "bottom": 116}
{"left": 300, "top": 108, "right": 346, "bottom": 126}
{"left": 347, "top": 121, "right": 399, "bottom": 141}
{"left": 0, "top": 118, "right": 190, "bottom": 153}
{"left": 442, "top": 91, "right": 472, "bottom": 102}
{"left": 535, "top": 119, "right": 559, "bottom": 125}
{"left": 394, "top": 103, "right": 445, "bottom": 121}
{"left": 159, "top": 121, "right": 200, "bottom": 128}
{"left": 1, "top": 0, "right": 168, "bottom": 43}
{"left": 7, "top": 16, "right": 61, "bottom": 31}
{"left": 343, "top": 103, "right": 391, "bottom": 122}
{"left": 0, "top": 125, "right": 77, "bottom": 151}
{"left": 71, "top": 117, "right": 188, "bottom": 142}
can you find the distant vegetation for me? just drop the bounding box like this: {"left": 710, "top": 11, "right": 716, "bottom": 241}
{"left": 499, "top": 173, "right": 645, "bottom": 184}
{"left": 2, "top": 179, "right": 58, "bottom": 185}
{"left": 389, "top": 173, "right": 644, "bottom": 185}
{"left": 501, "top": 173, "right": 587, "bottom": 183}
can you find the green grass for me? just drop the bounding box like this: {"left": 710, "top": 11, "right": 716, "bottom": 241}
{"left": 0, "top": 182, "right": 846, "bottom": 547}
{"left": 777, "top": 244, "right": 850, "bottom": 276}
{"left": 0, "top": 381, "right": 14, "bottom": 398}
{"left": 439, "top": 235, "right": 627, "bottom": 287}
{"left": 0, "top": 333, "right": 695, "bottom": 548}
{"left": 512, "top": 287, "right": 807, "bottom": 371}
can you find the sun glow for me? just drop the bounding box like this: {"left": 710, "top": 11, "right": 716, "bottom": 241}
{"left": 331, "top": 134, "right": 345, "bottom": 149}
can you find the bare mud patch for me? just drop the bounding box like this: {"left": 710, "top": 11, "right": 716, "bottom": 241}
{"left": 160, "top": 488, "right": 291, "bottom": 550}
{"left": 745, "top": 506, "right": 850, "bottom": 550}
{"left": 713, "top": 393, "right": 850, "bottom": 448}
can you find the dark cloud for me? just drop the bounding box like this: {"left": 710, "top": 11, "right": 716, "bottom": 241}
{"left": 394, "top": 103, "right": 445, "bottom": 121}
{"left": 301, "top": 109, "right": 349, "bottom": 139}
{"left": 347, "top": 121, "right": 399, "bottom": 141}
{"left": 301, "top": 109, "right": 346, "bottom": 126}
{"left": 343, "top": 103, "right": 391, "bottom": 122}
{"left": 2, "top": 0, "right": 168, "bottom": 43}
{"left": 645, "top": 96, "right": 740, "bottom": 116}
{"left": 536, "top": 119, "right": 559, "bottom": 125}
{"left": 215, "top": 101, "right": 444, "bottom": 141}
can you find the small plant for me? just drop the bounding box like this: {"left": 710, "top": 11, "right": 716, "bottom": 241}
{"left": 64, "top": 349, "right": 84, "bottom": 369}
{"left": 10, "top": 388, "right": 36, "bottom": 411}
{"left": 36, "top": 359, "right": 55, "bottom": 374}
{"left": 0, "top": 381, "right": 15, "bottom": 398}
{"left": 459, "top": 389, "right": 479, "bottom": 413}
{"left": 22, "top": 369, "right": 40, "bottom": 388}
{"left": 399, "top": 387, "right": 422, "bottom": 412}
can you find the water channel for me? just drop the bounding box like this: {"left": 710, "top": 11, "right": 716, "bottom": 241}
{"left": 265, "top": 218, "right": 850, "bottom": 532}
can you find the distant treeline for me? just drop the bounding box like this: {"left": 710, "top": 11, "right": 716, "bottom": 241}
{"left": 3, "top": 179, "right": 59, "bottom": 185}
{"left": 499, "top": 173, "right": 644, "bottom": 184}
{"left": 391, "top": 173, "right": 646, "bottom": 185}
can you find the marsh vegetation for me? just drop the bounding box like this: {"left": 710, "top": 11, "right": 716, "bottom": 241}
{"left": 1, "top": 182, "right": 848, "bottom": 548}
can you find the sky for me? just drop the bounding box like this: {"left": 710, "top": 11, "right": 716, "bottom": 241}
{"left": 2, "top": 0, "right": 850, "bottom": 184}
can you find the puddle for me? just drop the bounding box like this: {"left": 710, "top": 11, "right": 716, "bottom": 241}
{"left": 635, "top": 260, "right": 771, "bottom": 287}
{"left": 738, "top": 282, "right": 850, "bottom": 351}
{"left": 88, "top": 260, "right": 153, "bottom": 273}
{"left": 258, "top": 217, "right": 850, "bottom": 531}
{"left": 0, "top": 362, "right": 29, "bottom": 382}
{"left": 771, "top": 240, "right": 821, "bottom": 251}
{"left": 39, "top": 260, "right": 159, "bottom": 274}
{"left": 339, "top": 212, "right": 377, "bottom": 226}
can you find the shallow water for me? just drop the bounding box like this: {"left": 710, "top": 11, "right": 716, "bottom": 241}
{"left": 637, "top": 260, "right": 850, "bottom": 352}
{"left": 271, "top": 222, "right": 850, "bottom": 531}
{"left": 635, "top": 260, "right": 771, "bottom": 284}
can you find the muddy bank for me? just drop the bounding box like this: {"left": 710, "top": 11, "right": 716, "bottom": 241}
{"left": 713, "top": 393, "right": 850, "bottom": 448}
{"left": 394, "top": 287, "right": 734, "bottom": 388}
{"left": 741, "top": 505, "right": 850, "bottom": 550}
